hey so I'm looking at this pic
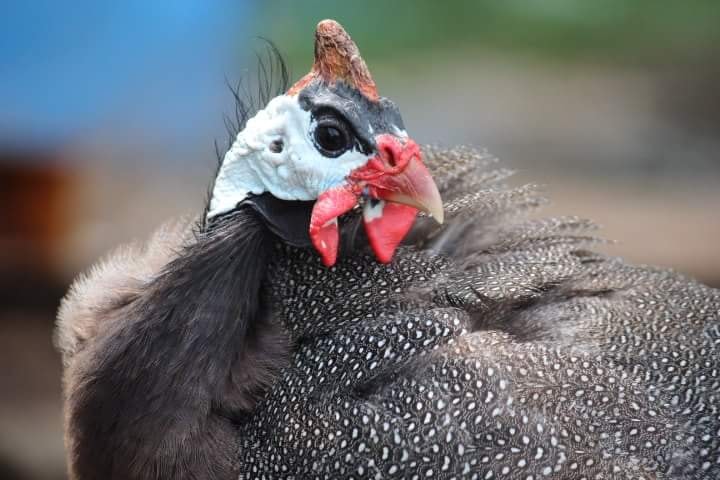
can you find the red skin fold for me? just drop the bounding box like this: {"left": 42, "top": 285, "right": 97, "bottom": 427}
{"left": 309, "top": 186, "right": 359, "bottom": 267}
{"left": 310, "top": 135, "right": 434, "bottom": 267}
{"left": 362, "top": 202, "right": 418, "bottom": 264}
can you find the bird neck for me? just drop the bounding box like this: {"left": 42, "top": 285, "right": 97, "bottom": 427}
{"left": 129, "top": 206, "right": 275, "bottom": 399}
{"left": 67, "top": 207, "right": 279, "bottom": 479}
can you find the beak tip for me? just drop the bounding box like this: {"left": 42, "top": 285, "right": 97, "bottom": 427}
{"left": 426, "top": 187, "right": 444, "bottom": 225}
{"left": 422, "top": 190, "right": 444, "bottom": 225}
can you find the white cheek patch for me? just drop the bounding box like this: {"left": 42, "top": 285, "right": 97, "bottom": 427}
{"left": 392, "top": 125, "right": 408, "bottom": 139}
{"left": 208, "top": 95, "right": 371, "bottom": 219}
{"left": 363, "top": 200, "right": 385, "bottom": 222}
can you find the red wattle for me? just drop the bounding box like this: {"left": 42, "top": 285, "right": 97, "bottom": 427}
{"left": 309, "top": 187, "right": 358, "bottom": 266}
{"left": 363, "top": 201, "right": 418, "bottom": 264}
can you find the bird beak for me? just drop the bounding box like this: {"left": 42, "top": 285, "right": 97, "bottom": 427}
{"left": 309, "top": 134, "right": 443, "bottom": 266}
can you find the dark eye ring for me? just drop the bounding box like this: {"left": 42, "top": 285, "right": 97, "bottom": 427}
{"left": 313, "top": 115, "right": 353, "bottom": 158}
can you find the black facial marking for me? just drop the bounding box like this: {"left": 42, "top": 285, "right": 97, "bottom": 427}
{"left": 240, "top": 193, "right": 314, "bottom": 248}
{"left": 298, "top": 80, "right": 406, "bottom": 154}
{"left": 223, "top": 192, "right": 368, "bottom": 258}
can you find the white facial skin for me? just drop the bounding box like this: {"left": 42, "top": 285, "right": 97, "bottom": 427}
{"left": 208, "top": 95, "right": 372, "bottom": 219}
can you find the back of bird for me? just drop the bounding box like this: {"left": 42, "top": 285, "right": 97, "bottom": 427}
{"left": 239, "top": 145, "right": 720, "bottom": 479}
{"left": 55, "top": 20, "right": 720, "bottom": 480}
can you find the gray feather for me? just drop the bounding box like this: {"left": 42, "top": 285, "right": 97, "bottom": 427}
{"left": 57, "top": 145, "right": 720, "bottom": 479}
{"left": 238, "top": 146, "right": 720, "bottom": 479}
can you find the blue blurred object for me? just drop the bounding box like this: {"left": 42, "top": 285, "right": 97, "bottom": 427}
{"left": 0, "top": 0, "right": 253, "bottom": 148}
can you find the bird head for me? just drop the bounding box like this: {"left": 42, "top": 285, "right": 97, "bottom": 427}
{"left": 207, "top": 20, "right": 443, "bottom": 266}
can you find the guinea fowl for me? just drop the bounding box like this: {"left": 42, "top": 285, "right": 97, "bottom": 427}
{"left": 56, "top": 20, "right": 720, "bottom": 480}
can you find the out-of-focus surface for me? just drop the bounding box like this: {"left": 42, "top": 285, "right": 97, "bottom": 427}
{"left": 1, "top": 2, "right": 718, "bottom": 478}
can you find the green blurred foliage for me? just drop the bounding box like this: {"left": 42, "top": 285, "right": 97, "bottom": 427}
{"left": 258, "top": 1, "right": 720, "bottom": 67}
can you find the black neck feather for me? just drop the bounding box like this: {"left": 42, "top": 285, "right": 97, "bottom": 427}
{"left": 70, "top": 207, "right": 272, "bottom": 479}
{"left": 132, "top": 207, "right": 271, "bottom": 384}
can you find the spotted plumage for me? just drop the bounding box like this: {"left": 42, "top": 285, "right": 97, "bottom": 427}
{"left": 56, "top": 20, "right": 720, "bottom": 480}
{"left": 232, "top": 146, "right": 720, "bottom": 479}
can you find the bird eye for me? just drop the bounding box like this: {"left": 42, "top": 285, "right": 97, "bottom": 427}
{"left": 313, "top": 115, "right": 352, "bottom": 158}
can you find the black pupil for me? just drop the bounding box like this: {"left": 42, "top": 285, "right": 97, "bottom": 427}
{"left": 316, "top": 125, "right": 345, "bottom": 152}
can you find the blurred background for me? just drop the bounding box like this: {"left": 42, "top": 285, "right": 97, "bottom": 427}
{"left": 1, "top": 1, "right": 719, "bottom": 478}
